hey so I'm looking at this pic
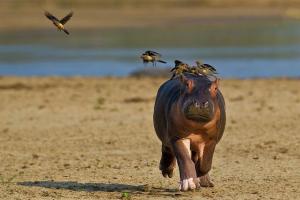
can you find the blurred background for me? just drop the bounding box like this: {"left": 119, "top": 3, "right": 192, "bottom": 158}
{"left": 0, "top": 0, "right": 300, "bottom": 78}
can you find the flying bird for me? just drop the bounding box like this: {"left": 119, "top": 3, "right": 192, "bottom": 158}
{"left": 45, "top": 11, "right": 73, "bottom": 35}
{"left": 140, "top": 50, "right": 167, "bottom": 66}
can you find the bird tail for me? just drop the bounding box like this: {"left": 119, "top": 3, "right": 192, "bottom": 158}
{"left": 158, "top": 60, "right": 167, "bottom": 64}
{"left": 63, "top": 29, "right": 70, "bottom": 35}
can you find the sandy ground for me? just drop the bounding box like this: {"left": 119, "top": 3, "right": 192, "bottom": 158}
{"left": 0, "top": 77, "right": 299, "bottom": 200}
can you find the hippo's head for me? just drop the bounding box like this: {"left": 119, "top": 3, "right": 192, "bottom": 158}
{"left": 179, "top": 75, "right": 219, "bottom": 122}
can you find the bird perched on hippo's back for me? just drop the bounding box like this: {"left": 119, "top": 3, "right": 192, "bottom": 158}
{"left": 45, "top": 11, "right": 73, "bottom": 35}
{"left": 170, "top": 60, "right": 190, "bottom": 80}
{"left": 195, "top": 61, "right": 218, "bottom": 77}
{"left": 140, "top": 50, "right": 167, "bottom": 66}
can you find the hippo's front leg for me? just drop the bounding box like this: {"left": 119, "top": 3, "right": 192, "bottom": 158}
{"left": 171, "top": 138, "right": 200, "bottom": 191}
{"left": 195, "top": 140, "right": 216, "bottom": 187}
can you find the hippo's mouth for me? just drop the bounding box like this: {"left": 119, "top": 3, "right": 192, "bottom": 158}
{"left": 185, "top": 114, "right": 211, "bottom": 122}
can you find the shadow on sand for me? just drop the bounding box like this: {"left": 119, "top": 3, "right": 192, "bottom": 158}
{"left": 18, "top": 181, "right": 186, "bottom": 198}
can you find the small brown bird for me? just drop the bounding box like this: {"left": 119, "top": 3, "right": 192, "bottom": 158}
{"left": 196, "top": 63, "right": 218, "bottom": 76}
{"left": 140, "top": 50, "right": 167, "bottom": 66}
{"left": 170, "top": 60, "right": 190, "bottom": 79}
{"left": 45, "top": 11, "right": 73, "bottom": 35}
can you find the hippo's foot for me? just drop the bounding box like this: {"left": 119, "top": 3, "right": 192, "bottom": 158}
{"left": 159, "top": 159, "right": 175, "bottom": 178}
{"left": 179, "top": 177, "right": 200, "bottom": 191}
{"left": 159, "top": 149, "right": 176, "bottom": 178}
{"left": 160, "top": 166, "right": 175, "bottom": 178}
{"left": 199, "top": 174, "right": 214, "bottom": 187}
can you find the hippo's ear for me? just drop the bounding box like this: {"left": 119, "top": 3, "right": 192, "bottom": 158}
{"left": 180, "top": 75, "right": 194, "bottom": 93}
{"left": 210, "top": 78, "right": 219, "bottom": 97}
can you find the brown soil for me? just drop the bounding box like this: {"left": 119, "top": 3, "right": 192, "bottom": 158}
{"left": 0, "top": 77, "right": 299, "bottom": 199}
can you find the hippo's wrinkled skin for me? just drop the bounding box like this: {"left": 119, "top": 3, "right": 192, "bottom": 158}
{"left": 153, "top": 73, "right": 226, "bottom": 191}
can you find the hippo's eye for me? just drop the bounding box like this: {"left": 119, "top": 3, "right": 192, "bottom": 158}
{"left": 210, "top": 85, "right": 217, "bottom": 91}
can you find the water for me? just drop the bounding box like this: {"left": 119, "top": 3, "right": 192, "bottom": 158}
{"left": 0, "top": 19, "right": 299, "bottom": 78}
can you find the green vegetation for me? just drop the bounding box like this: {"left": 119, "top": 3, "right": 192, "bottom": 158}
{"left": 121, "top": 192, "right": 131, "bottom": 200}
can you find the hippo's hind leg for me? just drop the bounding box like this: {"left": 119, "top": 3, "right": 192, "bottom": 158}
{"left": 171, "top": 138, "right": 200, "bottom": 191}
{"left": 159, "top": 145, "right": 176, "bottom": 178}
{"left": 195, "top": 141, "right": 216, "bottom": 187}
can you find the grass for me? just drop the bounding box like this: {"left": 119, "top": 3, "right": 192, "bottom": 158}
{"left": 121, "top": 192, "right": 131, "bottom": 200}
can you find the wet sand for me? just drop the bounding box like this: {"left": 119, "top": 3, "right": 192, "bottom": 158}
{"left": 0, "top": 77, "right": 299, "bottom": 199}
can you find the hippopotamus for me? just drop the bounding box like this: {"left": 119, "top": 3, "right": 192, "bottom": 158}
{"left": 153, "top": 73, "right": 226, "bottom": 191}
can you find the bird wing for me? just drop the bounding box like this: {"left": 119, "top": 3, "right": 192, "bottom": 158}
{"left": 145, "top": 50, "right": 161, "bottom": 56}
{"left": 202, "top": 64, "right": 217, "bottom": 72}
{"left": 60, "top": 11, "right": 73, "bottom": 24}
{"left": 45, "top": 11, "right": 59, "bottom": 22}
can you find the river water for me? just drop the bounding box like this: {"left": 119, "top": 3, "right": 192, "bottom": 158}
{"left": 0, "top": 19, "right": 299, "bottom": 78}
